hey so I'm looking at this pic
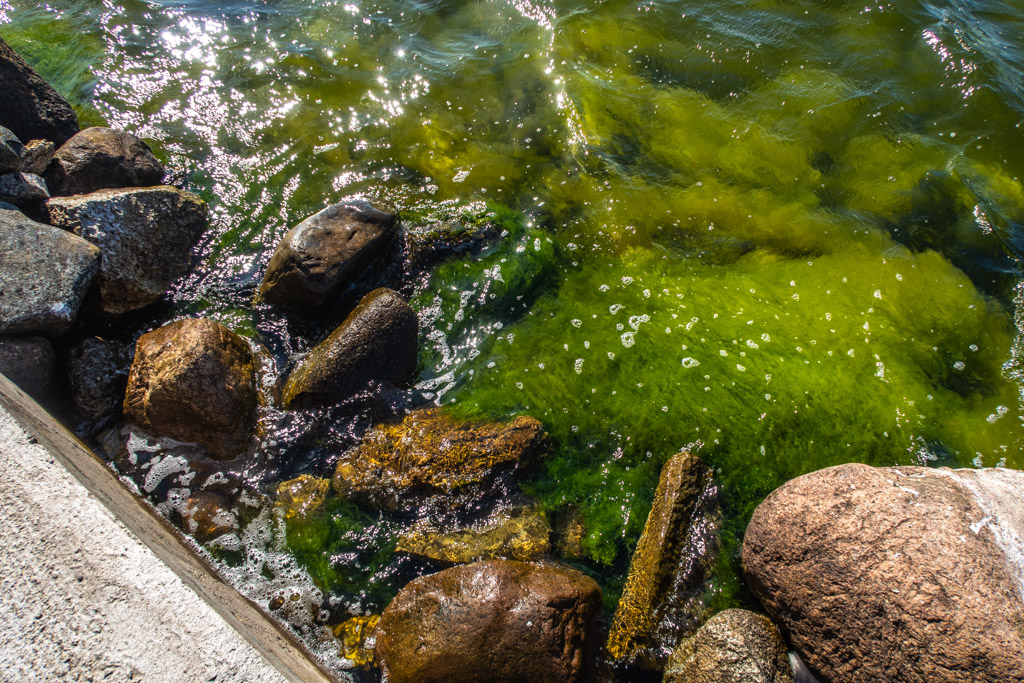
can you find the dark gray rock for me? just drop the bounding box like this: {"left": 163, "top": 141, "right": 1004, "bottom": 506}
{"left": 45, "top": 127, "right": 164, "bottom": 197}
{"left": 0, "top": 204, "right": 99, "bottom": 335}
{"left": 21, "top": 139, "right": 54, "bottom": 176}
{"left": 67, "top": 336, "right": 129, "bottom": 426}
{"left": 45, "top": 186, "right": 207, "bottom": 315}
{"left": 0, "top": 37, "right": 80, "bottom": 146}
{"left": 282, "top": 288, "right": 417, "bottom": 409}
{"left": 0, "top": 125, "right": 25, "bottom": 174}
{"left": 0, "top": 172, "right": 49, "bottom": 206}
{"left": 664, "top": 609, "right": 794, "bottom": 683}
{"left": 0, "top": 336, "right": 54, "bottom": 398}
{"left": 258, "top": 200, "right": 397, "bottom": 318}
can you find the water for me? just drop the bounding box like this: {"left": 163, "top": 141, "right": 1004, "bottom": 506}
{"left": 3, "top": 0, "right": 1024, "bottom": 672}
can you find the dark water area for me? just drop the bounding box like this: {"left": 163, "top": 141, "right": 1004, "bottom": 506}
{"left": 3, "top": 0, "right": 1024, "bottom": 674}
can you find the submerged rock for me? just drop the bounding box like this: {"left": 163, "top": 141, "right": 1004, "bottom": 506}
{"left": 67, "top": 336, "right": 129, "bottom": 427}
{"left": 0, "top": 203, "right": 99, "bottom": 336}
{"left": 334, "top": 615, "right": 379, "bottom": 668}
{"left": 332, "top": 407, "right": 549, "bottom": 510}
{"left": 0, "top": 126, "right": 25, "bottom": 174}
{"left": 44, "top": 127, "right": 164, "bottom": 196}
{"left": 276, "top": 475, "right": 330, "bottom": 521}
{"left": 259, "top": 200, "right": 397, "bottom": 317}
{"left": 282, "top": 288, "right": 417, "bottom": 410}
{"left": 396, "top": 506, "right": 551, "bottom": 564}
{"left": 181, "top": 491, "right": 238, "bottom": 543}
{"left": 374, "top": 560, "right": 601, "bottom": 683}
{"left": 123, "top": 318, "right": 257, "bottom": 460}
{"left": 0, "top": 37, "right": 80, "bottom": 146}
{"left": 0, "top": 335, "right": 54, "bottom": 398}
{"left": 743, "top": 463, "right": 1024, "bottom": 683}
{"left": 607, "top": 450, "right": 720, "bottom": 667}
{"left": 0, "top": 172, "right": 49, "bottom": 206}
{"left": 664, "top": 609, "right": 793, "bottom": 683}
{"left": 45, "top": 186, "right": 207, "bottom": 315}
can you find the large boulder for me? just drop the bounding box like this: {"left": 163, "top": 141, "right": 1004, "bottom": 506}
{"left": 44, "top": 127, "right": 164, "bottom": 196}
{"left": 0, "top": 203, "right": 99, "bottom": 335}
{"left": 331, "top": 407, "right": 549, "bottom": 510}
{"left": 396, "top": 506, "right": 551, "bottom": 564}
{"left": 123, "top": 318, "right": 257, "bottom": 459}
{"left": 67, "top": 336, "right": 129, "bottom": 426}
{"left": 45, "top": 186, "right": 207, "bottom": 315}
{"left": 0, "top": 336, "right": 54, "bottom": 399}
{"left": 664, "top": 609, "right": 793, "bottom": 683}
{"left": 374, "top": 560, "right": 601, "bottom": 682}
{"left": 0, "top": 37, "right": 80, "bottom": 146}
{"left": 259, "top": 200, "right": 397, "bottom": 317}
{"left": 743, "top": 463, "right": 1024, "bottom": 683}
{"left": 606, "top": 450, "right": 720, "bottom": 667}
{"left": 282, "top": 287, "right": 417, "bottom": 409}
{"left": 0, "top": 126, "right": 25, "bottom": 173}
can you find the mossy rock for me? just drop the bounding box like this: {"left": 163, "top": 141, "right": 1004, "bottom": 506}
{"left": 395, "top": 506, "right": 551, "bottom": 564}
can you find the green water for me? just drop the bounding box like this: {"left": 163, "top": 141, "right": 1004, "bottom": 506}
{"left": 4, "top": 0, "right": 1024, "bottom": 653}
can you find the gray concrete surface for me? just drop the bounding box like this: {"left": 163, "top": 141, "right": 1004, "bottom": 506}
{"left": 0, "top": 405, "right": 288, "bottom": 682}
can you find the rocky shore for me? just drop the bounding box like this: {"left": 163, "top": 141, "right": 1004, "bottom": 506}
{"left": 3, "top": 35, "right": 1023, "bottom": 683}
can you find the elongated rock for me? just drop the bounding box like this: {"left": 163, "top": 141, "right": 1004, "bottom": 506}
{"left": 396, "top": 506, "right": 551, "bottom": 563}
{"left": 607, "top": 450, "right": 720, "bottom": 667}
{"left": 0, "top": 37, "right": 80, "bottom": 146}
{"left": 45, "top": 127, "right": 164, "bottom": 196}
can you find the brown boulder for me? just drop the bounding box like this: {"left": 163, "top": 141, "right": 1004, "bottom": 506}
{"left": 0, "top": 37, "right": 80, "bottom": 146}
{"left": 44, "top": 127, "right": 164, "bottom": 196}
{"left": 332, "top": 407, "right": 549, "bottom": 510}
{"left": 282, "top": 288, "right": 417, "bottom": 409}
{"left": 123, "top": 319, "right": 257, "bottom": 459}
{"left": 259, "top": 200, "right": 396, "bottom": 317}
{"left": 743, "top": 463, "right": 1024, "bottom": 683}
{"left": 374, "top": 560, "right": 601, "bottom": 682}
{"left": 664, "top": 609, "right": 793, "bottom": 683}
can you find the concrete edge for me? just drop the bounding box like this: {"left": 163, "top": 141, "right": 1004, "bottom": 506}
{"left": 0, "top": 372, "right": 338, "bottom": 683}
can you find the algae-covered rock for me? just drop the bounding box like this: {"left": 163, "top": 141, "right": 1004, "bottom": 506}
{"left": 607, "top": 450, "right": 720, "bottom": 667}
{"left": 282, "top": 288, "right": 418, "bottom": 410}
{"left": 664, "top": 609, "right": 794, "bottom": 683}
{"left": 276, "top": 475, "right": 330, "bottom": 521}
{"left": 374, "top": 559, "right": 601, "bottom": 682}
{"left": 123, "top": 318, "right": 257, "bottom": 459}
{"left": 396, "top": 506, "right": 550, "bottom": 563}
{"left": 45, "top": 127, "right": 164, "bottom": 197}
{"left": 553, "top": 506, "right": 587, "bottom": 560}
{"left": 332, "top": 407, "right": 549, "bottom": 510}
{"left": 259, "top": 200, "right": 397, "bottom": 318}
{"left": 334, "top": 615, "right": 379, "bottom": 668}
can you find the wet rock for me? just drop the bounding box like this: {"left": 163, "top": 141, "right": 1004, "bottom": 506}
{"left": 44, "top": 127, "right": 164, "bottom": 196}
{"left": 742, "top": 463, "right": 1024, "bottom": 683}
{"left": 664, "top": 609, "right": 793, "bottom": 683}
{"left": 276, "top": 475, "right": 330, "bottom": 521}
{"left": 45, "top": 186, "right": 207, "bottom": 315}
{"left": 282, "top": 288, "right": 417, "bottom": 410}
{"left": 396, "top": 506, "right": 551, "bottom": 564}
{"left": 334, "top": 615, "right": 379, "bottom": 668}
{"left": 0, "top": 203, "right": 99, "bottom": 335}
{"left": 553, "top": 507, "right": 587, "bottom": 560}
{"left": 332, "top": 407, "right": 549, "bottom": 511}
{"left": 403, "top": 218, "right": 501, "bottom": 275}
{"left": 259, "top": 200, "right": 397, "bottom": 318}
{"left": 374, "top": 560, "right": 601, "bottom": 683}
{"left": 123, "top": 318, "right": 257, "bottom": 460}
{"left": 0, "top": 336, "right": 54, "bottom": 398}
{"left": 607, "top": 451, "right": 720, "bottom": 667}
{"left": 181, "top": 491, "right": 238, "bottom": 543}
{"left": 0, "top": 172, "right": 49, "bottom": 206}
{"left": 21, "top": 139, "right": 54, "bottom": 176}
{"left": 66, "top": 336, "right": 129, "bottom": 426}
{"left": 0, "top": 126, "right": 25, "bottom": 173}
{"left": 0, "top": 37, "right": 80, "bottom": 146}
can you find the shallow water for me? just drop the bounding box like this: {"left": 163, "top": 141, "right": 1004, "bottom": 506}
{"left": 4, "top": 0, "right": 1024, "bottom": 671}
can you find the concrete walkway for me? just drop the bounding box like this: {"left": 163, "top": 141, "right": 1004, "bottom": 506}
{"left": 0, "top": 405, "right": 288, "bottom": 682}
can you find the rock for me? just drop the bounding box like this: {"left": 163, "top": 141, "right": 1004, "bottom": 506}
{"left": 275, "top": 475, "right": 330, "bottom": 521}
{"left": 403, "top": 218, "right": 501, "bottom": 275}
{"left": 282, "top": 288, "right": 417, "bottom": 409}
{"left": 742, "top": 463, "right": 1024, "bottom": 683}
{"left": 334, "top": 615, "right": 379, "bottom": 668}
{"left": 181, "top": 491, "right": 238, "bottom": 543}
{"left": 664, "top": 610, "right": 794, "bottom": 683}
{"left": 0, "top": 336, "right": 54, "bottom": 398}
{"left": 374, "top": 560, "right": 601, "bottom": 683}
{"left": 0, "top": 126, "right": 25, "bottom": 173}
{"left": 553, "top": 507, "right": 587, "bottom": 560}
{"left": 331, "top": 407, "right": 549, "bottom": 511}
{"left": 396, "top": 506, "right": 551, "bottom": 564}
{"left": 0, "top": 204, "right": 99, "bottom": 335}
{"left": 259, "top": 200, "right": 397, "bottom": 318}
{"left": 0, "top": 37, "right": 80, "bottom": 146}
{"left": 607, "top": 451, "right": 721, "bottom": 667}
{"left": 44, "top": 127, "right": 164, "bottom": 196}
{"left": 21, "top": 139, "right": 54, "bottom": 176}
{"left": 123, "top": 318, "right": 257, "bottom": 459}
{"left": 0, "top": 172, "right": 49, "bottom": 206}
{"left": 67, "top": 336, "right": 129, "bottom": 425}
{"left": 45, "top": 186, "right": 207, "bottom": 315}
